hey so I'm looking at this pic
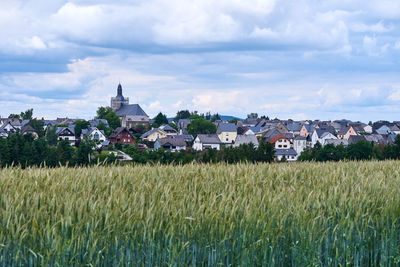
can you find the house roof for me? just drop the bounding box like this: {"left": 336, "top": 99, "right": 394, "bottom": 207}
{"left": 89, "top": 119, "right": 109, "bottom": 128}
{"left": 348, "top": 135, "right": 366, "bottom": 144}
{"left": 109, "top": 127, "right": 136, "bottom": 139}
{"left": 116, "top": 104, "right": 148, "bottom": 117}
{"left": 268, "top": 134, "right": 287, "bottom": 143}
{"left": 159, "top": 124, "right": 177, "bottom": 132}
{"left": 302, "top": 124, "right": 316, "bottom": 132}
{"left": 56, "top": 126, "right": 75, "bottom": 135}
{"left": 294, "top": 136, "right": 306, "bottom": 140}
{"left": 338, "top": 126, "right": 350, "bottom": 135}
{"left": 314, "top": 129, "right": 335, "bottom": 138}
{"left": 140, "top": 128, "right": 166, "bottom": 139}
{"left": 233, "top": 135, "right": 259, "bottom": 147}
{"left": 21, "top": 125, "right": 36, "bottom": 134}
{"left": 285, "top": 122, "right": 302, "bottom": 132}
{"left": 324, "top": 139, "right": 349, "bottom": 146}
{"left": 172, "top": 134, "right": 194, "bottom": 141}
{"left": 274, "top": 149, "right": 297, "bottom": 156}
{"left": 156, "top": 137, "right": 186, "bottom": 147}
{"left": 196, "top": 134, "right": 222, "bottom": 144}
{"left": 81, "top": 127, "right": 105, "bottom": 136}
{"left": 216, "top": 123, "right": 237, "bottom": 134}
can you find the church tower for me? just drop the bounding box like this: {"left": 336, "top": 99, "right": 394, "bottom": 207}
{"left": 111, "top": 83, "right": 129, "bottom": 111}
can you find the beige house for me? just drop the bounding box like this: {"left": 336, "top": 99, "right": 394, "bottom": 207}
{"left": 140, "top": 128, "right": 167, "bottom": 142}
{"left": 338, "top": 126, "right": 357, "bottom": 140}
{"left": 216, "top": 123, "right": 237, "bottom": 144}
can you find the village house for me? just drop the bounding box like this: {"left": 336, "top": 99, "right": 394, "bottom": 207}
{"left": 140, "top": 128, "right": 168, "bottom": 142}
{"left": 233, "top": 135, "right": 259, "bottom": 148}
{"left": 337, "top": 126, "right": 357, "bottom": 140}
{"left": 311, "top": 129, "right": 337, "bottom": 147}
{"left": 81, "top": 127, "right": 107, "bottom": 142}
{"left": 21, "top": 125, "right": 38, "bottom": 139}
{"left": 268, "top": 134, "right": 293, "bottom": 149}
{"left": 154, "top": 137, "right": 187, "bottom": 152}
{"left": 159, "top": 124, "right": 178, "bottom": 136}
{"left": 274, "top": 149, "right": 298, "bottom": 162}
{"left": 56, "top": 126, "right": 76, "bottom": 144}
{"left": 299, "top": 124, "right": 316, "bottom": 137}
{"left": 293, "top": 136, "right": 307, "bottom": 156}
{"left": 193, "top": 134, "right": 222, "bottom": 151}
{"left": 216, "top": 123, "right": 237, "bottom": 144}
{"left": 109, "top": 127, "right": 136, "bottom": 144}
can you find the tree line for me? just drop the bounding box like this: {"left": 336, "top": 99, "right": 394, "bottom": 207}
{"left": 299, "top": 137, "right": 400, "bottom": 162}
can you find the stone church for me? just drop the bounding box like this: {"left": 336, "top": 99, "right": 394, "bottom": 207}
{"left": 111, "top": 83, "right": 150, "bottom": 128}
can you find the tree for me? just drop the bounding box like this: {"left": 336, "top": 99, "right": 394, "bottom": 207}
{"left": 96, "top": 106, "right": 121, "bottom": 129}
{"left": 211, "top": 113, "right": 221, "bottom": 122}
{"left": 347, "top": 140, "right": 373, "bottom": 160}
{"left": 28, "top": 119, "right": 45, "bottom": 137}
{"left": 57, "top": 140, "right": 74, "bottom": 165}
{"left": 73, "top": 120, "right": 90, "bottom": 139}
{"left": 8, "top": 114, "right": 21, "bottom": 120}
{"left": 20, "top": 109, "right": 33, "bottom": 120}
{"left": 75, "top": 139, "right": 95, "bottom": 165}
{"left": 152, "top": 112, "right": 168, "bottom": 127}
{"left": 174, "top": 110, "right": 191, "bottom": 122}
{"left": 46, "top": 126, "right": 58, "bottom": 146}
{"left": 97, "top": 122, "right": 112, "bottom": 137}
{"left": 247, "top": 113, "right": 258, "bottom": 119}
{"left": 187, "top": 118, "right": 217, "bottom": 135}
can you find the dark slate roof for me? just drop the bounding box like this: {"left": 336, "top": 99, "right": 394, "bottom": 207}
{"left": 115, "top": 104, "right": 148, "bottom": 117}
{"left": 315, "top": 129, "right": 335, "bottom": 138}
{"left": 338, "top": 126, "right": 350, "bottom": 135}
{"left": 302, "top": 124, "right": 316, "bottom": 132}
{"left": 275, "top": 149, "right": 297, "bottom": 156}
{"left": 81, "top": 127, "right": 105, "bottom": 136}
{"left": 196, "top": 134, "right": 222, "bottom": 144}
{"left": 159, "top": 124, "right": 177, "bottom": 132}
{"left": 89, "top": 119, "right": 109, "bottom": 128}
{"left": 156, "top": 138, "right": 186, "bottom": 147}
{"left": 56, "top": 126, "right": 75, "bottom": 135}
{"left": 294, "top": 136, "right": 306, "bottom": 140}
{"left": 21, "top": 125, "right": 36, "bottom": 134}
{"left": 140, "top": 128, "right": 164, "bottom": 139}
{"left": 109, "top": 127, "right": 136, "bottom": 139}
{"left": 285, "top": 122, "right": 302, "bottom": 132}
{"left": 172, "top": 134, "right": 194, "bottom": 141}
{"left": 216, "top": 123, "right": 237, "bottom": 134}
{"left": 21, "top": 120, "right": 30, "bottom": 127}
{"left": 234, "top": 135, "right": 259, "bottom": 147}
{"left": 348, "top": 135, "right": 366, "bottom": 144}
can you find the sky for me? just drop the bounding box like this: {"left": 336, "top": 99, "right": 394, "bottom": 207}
{"left": 0, "top": 0, "right": 399, "bottom": 122}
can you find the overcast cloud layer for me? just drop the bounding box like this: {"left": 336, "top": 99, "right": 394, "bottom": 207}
{"left": 0, "top": 0, "right": 400, "bottom": 121}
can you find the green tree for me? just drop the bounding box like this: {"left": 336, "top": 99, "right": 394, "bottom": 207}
{"left": 96, "top": 106, "right": 121, "bottom": 129}
{"left": 211, "top": 113, "right": 221, "bottom": 122}
{"left": 8, "top": 114, "right": 21, "bottom": 120}
{"left": 46, "top": 126, "right": 58, "bottom": 146}
{"left": 174, "top": 110, "right": 191, "bottom": 122}
{"left": 75, "top": 139, "right": 94, "bottom": 165}
{"left": 153, "top": 112, "right": 169, "bottom": 127}
{"left": 73, "top": 120, "right": 90, "bottom": 139}
{"left": 56, "top": 140, "right": 74, "bottom": 165}
{"left": 347, "top": 140, "right": 373, "bottom": 160}
{"left": 247, "top": 113, "right": 258, "bottom": 119}
{"left": 97, "top": 122, "right": 112, "bottom": 137}
{"left": 187, "top": 118, "right": 217, "bottom": 135}
{"left": 20, "top": 109, "right": 33, "bottom": 120}
{"left": 28, "top": 119, "right": 45, "bottom": 137}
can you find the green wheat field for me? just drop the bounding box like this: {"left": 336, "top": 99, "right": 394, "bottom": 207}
{"left": 0, "top": 162, "right": 400, "bottom": 266}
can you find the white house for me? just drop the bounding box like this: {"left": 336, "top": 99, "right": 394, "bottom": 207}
{"left": 81, "top": 127, "right": 107, "bottom": 142}
{"left": 217, "top": 123, "right": 237, "bottom": 144}
{"left": 56, "top": 126, "right": 76, "bottom": 144}
{"left": 311, "top": 129, "right": 337, "bottom": 147}
{"left": 154, "top": 137, "right": 186, "bottom": 152}
{"left": 268, "top": 134, "right": 293, "bottom": 149}
{"left": 193, "top": 134, "right": 222, "bottom": 151}
{"left": 293, "top": 136, "right": 307, "bottom": 156}
{"left": 275, "top": 149, "right": 298, "bottom": 161}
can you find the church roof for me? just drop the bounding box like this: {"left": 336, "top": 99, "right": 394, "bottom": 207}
{"left": 116, "top": 104, "right": 148, "bottom": 117}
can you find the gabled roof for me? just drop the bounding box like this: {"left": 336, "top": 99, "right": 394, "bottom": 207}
{"left": 81, "top": 127, "right": 105, "bottom": 136}
{"left": 325, "top": 139, "right": 349, "bottom": 146}
{"left": 295, "top": 136, "right": 306, "bottom": 140}
{"left": 196, "top": 134, "right": 222, "bottom": 144}
{"left": 116, "top": 104, "right": 148, "bottom": 117}
{"left": 56, "top": 126, "right": 75, "bottom": 135}
{"left": 156, "top": 137, "right": 186, "bottom": 147}
{"left": 21, "top": 125, "right": 36, "bottom": 134}
{"left": 140, "top": 128, "right": 166, "bottom": 139}
{"left": 314, "top": 128, "right": 335, "bottom": 138}
{"left": 109, "top": 127, "right": 136, "bottom": 139}
{"left": 172, "top": 134, "right": 194, "bottom": 141}
{"left": 302, "top": 124, "right": 316, "bottom": 132}
{"left": 216, "top": 123, "right": 237, "bottom": 134}
{"left": 233, "top": 135, "right": 259, "bottom": 147}
{"left": 268, "top": 134, "right": 288, "bottom": 143}
{"left": 285, "top": 122, "right": 302, "bottom": 132}
{"left": 274, "top": 149, "right": 297, "bottom": 156}
{"left": 89, "top": 119, "right": 109, "bottom": 128}
{"left": 159, "top": 124, "right": 177, "bottom": 132}
{"left": 338, "top": 126, "right": 350, "bottom": 135}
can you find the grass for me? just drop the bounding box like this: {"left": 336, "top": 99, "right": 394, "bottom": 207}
{"left": 0, "top": 161, "right": 399, "bottom": 265}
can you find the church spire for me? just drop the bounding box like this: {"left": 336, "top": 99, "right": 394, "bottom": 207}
{"left": 117, "top": 83, "right": 123, "bottom": 96}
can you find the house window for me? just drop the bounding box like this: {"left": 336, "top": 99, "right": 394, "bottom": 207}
{"left": 278, "top": 145, "right": 282, "bottom": 148}
{"left": 226, "top": 138, "right": 229, "bottom": 141}
{"left": 94, "top": 133, "right": 99, "bottom": 140}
